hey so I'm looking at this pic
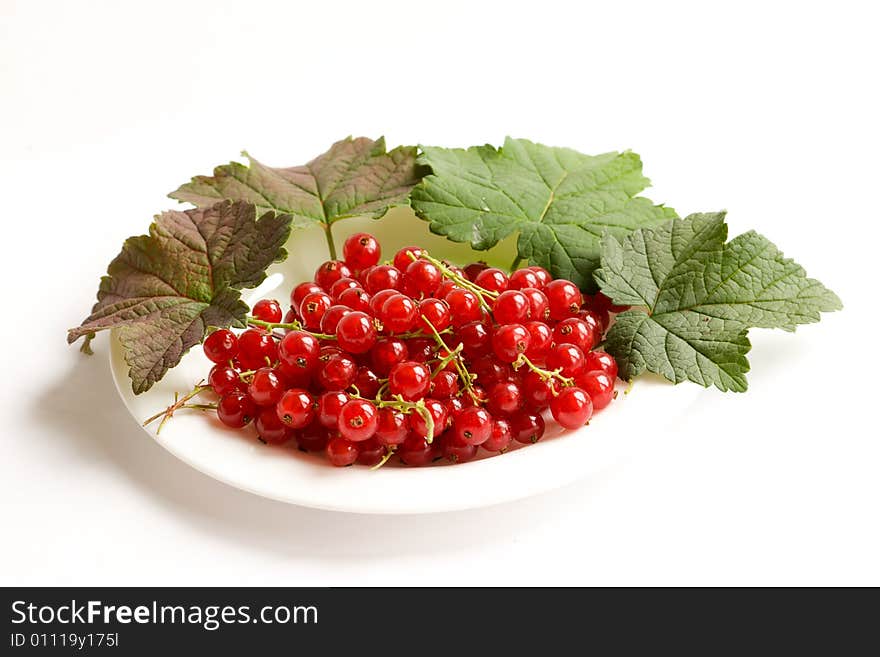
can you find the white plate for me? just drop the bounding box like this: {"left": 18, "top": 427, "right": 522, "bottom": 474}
{"left": 111, "top": 208, "right": 706, "bottom": 514}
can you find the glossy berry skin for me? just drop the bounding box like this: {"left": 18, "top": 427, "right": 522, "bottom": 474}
{"left": 452, "top": 406, "right": 493, "bottom": 446}
{"left": 463, "top": 261, "right": 488, "bottom": 281}
{"left": 248, "top": 367, "right": 285, "bottom": 406}
{"left": 375, "top": 408, "right": 409, "bottom": 446}
{"left": 237, "top": 329, "right": 277, "bottom": 370}
{"left": 203, "top": 329, "right": 239, "bottom": 364}
{"left": 491, "top": 323, "right": 530, "bottom": 363}
{"left": 430, "top": 370, "right": 460, "bottom": 399}
{"left": 291, "top": 282, "right": 323, "bottom": 310}
{"left": 364, "top": 265, "right": 402, "bottom": 294}
{"left": 315, "top": 260, "right": 353, "bottom": 291}
{"left": 278, "top": 330, "right": 320, "bottom": 374}
{"left": 326, "top": 437, "right": 359, "bottom": 466}
{"left": 370, "top": 338, "right": 408, "bottom": 376}
{"left": 256, "top": 407, "right": 292, "bottom": 444}
{"left": 398, "top": 433, "right": 438, "bottom": 466}
{"left": 275, "top": 388, "right": 316, "bottom": 429}
{"left": 511, "top": 412, "right": 546, "bottom": 444}
{"left": 337, "top": 399, "right": 379, "bottom": 442}
{"left": 553, "top": 318, "right": 598, "bottom": 353}
{"left": 521, "top": 370, "right": 557, "bottom": 412}
{"left": 528, "top": 266, "right": 552, "bottom": 288}
{"left": 482, "top": 418, "right": 513, "bottom": 452}
{"left": 393, "top": 246, "right": 424, "bottom": 272}
{"left": 388, "top": 361, "right": 431, "bottom": 401}
{"left": 299, "top": 291, "right": 332, "bottom": 330}
{"left": 217, "top": 392, "right": 257, "bottom": 428}
{"left": 487, "top": 381, "right": 524, "bottom": 416}
{"left": 574, "top": 370, "right": 615, "bottom": 411}
{"left": 524, "top": 321, "right": 553, "bottom": 363}
{"left": 208, "top": 364, "right": 243, "bottom": 396}
{"left": 335, "top": 311, "right": 378, "bottom": 354}
{"left": 296, "top": 423, "right": 330, "bottom": 452}
{"left": 353, "top": 367, "right": 382, "bottom": 399}
{"left": 405, "top": 338, "right": 434, "bottom": 363}
{"left": 316, "top": 354, "right": 357, "bottom": 391}
{"left": 444, "top": 396, "right": 465, "bottom": 420}
{"left": 545, "top": 279, "right": 583, "bottom": 320}
{"left": 417, "top": 298, "right": 451, "bottom": 332}
{"left": 408, "top": 399, "right": 448, "bottom": 440}
{"left": 521, "top": 288, "right": 550, "bottom": 322}
{"left": 317, "top": 391, "right": 350, "bottom": 429}
{"left": 355, "top": 438, "right": 385, "bottom": 466}
{"left": 252, "top": 298, "right": 283, "bottom": 323}
{"left": 550, "top": 386, "right": 593, "bottom": 429}
{"left": 443, "top": 434, "right": 478, "bottom": 464}
{"left": 435, "top": 279, "right": 459, "bottom": 299}
{"left": 492, "top": 290, "right": 530, "bottom": 324}
{"left": 547, "top": 343, "right": 586, "bottom": 378}
{"left": 508, "top": 268, "right": 540, "bottom": 291}
{"left": 583, "top": 351, "right": 618, "bottom": 380}
{"left": 458, "top": 321, "right": 491, "bottom": 357}
{"left": 320, "top": 304, "right": 352, "bottom": 334}
{"left": 474, "top": 267, "right": 509, "bottom": 293}
{"left": 471, "top": 356, "right": 512, "bottom": 388}
{"left": 380, "top": 294, "right": 418, "bottom": 334}
{"left": 444, "top": 288, "right": 482, "bottom": 327}
{"left": 337, "top": 287, "right": 372, "bottom": 313}
{"left": 342, "top": 232, "right": 382, "bottom": 270}
{"left": 404, "top": 259, "right": 442, "bottom": 297}
{"left": 329, "top": 277, "right": 360, "bottom": 302}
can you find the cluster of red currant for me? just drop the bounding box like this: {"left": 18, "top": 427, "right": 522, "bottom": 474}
{"left": 197, "top": 232, "right": 622, "bottom": 467}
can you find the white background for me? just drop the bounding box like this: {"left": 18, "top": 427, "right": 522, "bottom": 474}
{"left": 2, "top": 0, "right": 878, "bottom": 585}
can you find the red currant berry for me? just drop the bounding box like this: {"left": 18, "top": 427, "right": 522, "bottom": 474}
{"left": 388, "top": 361, "right": 431, "bottom": 401}
{"left": 329, "top": 277, "right": 360, "bottom": 302}
{"left": 335, "top": 311, "right": 378, "bottom": 354}
{"left": 337, "top": 287, "right": 372, "bottom": 313}
{"left": 316, "top": 353, "right": 357, "bottom": 391}
{"left": 320, "top": 304, "right": 352, "bottom": 334}
{"left": 353, "top": 366, "right": 382, "bottom": 399}
{"left": 436, "top": 279, "right": 460, "bottom": 298}
{"left": 546, "top": 279, "right": 583, "bottom": 320}
{"left": 252, "top": 298, "right": 283, "bottom": 323}
{"left": 463, "top": 261, "right": 488, "bottom": 281}
{"left": 583, "top": 350, "right": 618, "bottom": 380}
{"left": 487, "top": 381, "right": 524, "bottom": 416}
{"left": 248, "top": 367, "right": 285, "bottom": 406}
{"left": 398, "top": 433, "right": 439, "bottom": 466}
{"left": 317, "top": 391, "right": 350, "bottom": 429}
{"left": 482, "top": 418, "right": 513, "bottom": 452}
{"left": 217, "top": 392, "right": 256, "bottom": 428}
{"left": 524, "top": 321, "right": 553, "bottom": 363}
{"left": 375, "top": 408, "right": 408, "bottom": 446}
{"left": 574, "top": 370, "right": 615, "bottom": 411}
{"left": 430, "top": 370, "right": 460, "bottom": 399}
{"left": 326, "top": 436, "right": 359, "bottom": 466}
{"left": 521, "top": 288, "right": 550, "bottom": 322}
{"left": 528, "top": 266, "right": 552, "bottom": 288}
{"left": 275, "top": 388, "right": 316, "bottom": 429}
{"left": 299, "top": 291, "right": 332, "bottom": 330}
{"left": 355, "top": 438, "right": 385, "bottom": 466}
{"left": 296, "top": 423, "right": 330, "bottom": 452}
{"left": 368, "top": 288, "right": 398, "bottom": 315}
{"left": 474, "top": 267, "right": 509, "bottom": 293}
{"left": 521, "top": 370, "right": 558, "bottom": 411}
{"left": 443, "top": 434, "right": 478, "bottom": 463}
{"left": 459, "top": 321, "right": 491, "bottom": 357}
{"left": 380, "top": 294, "right": 418, "bottom": 334}
{"left": 580, "top": 308, "right": 609, "bottom": 332}
{"left": 203, "top": 329, "right": 238, "bottom": 364}
{"left": 408, "top": 399, "right": 448, "bottom": 440}
{"left": 452, "top": 406, "right": 493, "bottom": 446}
{"left": 337, "top": 399, "right": 379, "bottom": 442}
{"left": 510, "top": 412, "right": 545, "bottom": 444}
{"left": 292, "top": 282, "right": 323, "bottom": 310}
{"left": 278, "top": 330, "right": 320, "bottom": 374}
{"left": 256, "top": 407, "right": 292, "bottom": 444}
{"left": 492, "top": 290, "right": 530, "bottom": 324}
{"left": 315, "top": 260, "right": 353, "bottom": 291}
{"left": 547, "top": 343, "right": 586, "bottom": 377}
{"left": 444, "top": 288, "right": 482, "bottom": 327}
{"left": 370, "top": 338, "right": 408, "bottom": 376}
{"left": 208, "top": 364, "right": 244, "bottom": 396}
{"left": 417, "top": 298, "right": 451, "bottom": 332}
{"left": 405, "top": 338, "right": 435, "bottom": 363}
{"left": 471, "top": 355, "right": 513, "bottom": 388}
{"left": 550, "top": 386, "right": 593, "bottom": 429}
{"left": 393, "top": 246, "right": 425, "bottom": 272}
{"left": 491, "top": 323, "right": 530, "bottom": 362}
{"left": 404, "top": 259, "right": 442, "bottom": 297}
{"left": 444, "top": 396, "right": 465, "bottom": 420}
{"left": 237, "top": 329, "right": 278, "bottom": 370}
{"left": 553, "top": 318, "right": 598, "bottom": 353}
{"left": 508, "top": 268, "right": 540, "bottom": 290}
{"left": 342, "top": 232, "right": 381, "bottom": 271}
{"left": 364, "top": 265, "right": 402, "bottom": 294}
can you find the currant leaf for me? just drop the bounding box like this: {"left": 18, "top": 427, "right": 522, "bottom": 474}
{"left": 595, "top": 212, "right": 842, "bottom": 391}
{"left": 410, "top": 137, "right": 676, "bottom": 290}
{"left": 68, "top": 201, "right": 291, "bottom": 393}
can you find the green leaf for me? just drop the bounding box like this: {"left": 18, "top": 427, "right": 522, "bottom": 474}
{"left": 170, "top": 136, "right": 426, "bottom": 230}
{"left": 410, "top": 137, "right": 676, "bottom": 290}
{"left": 595, "top": 212, "right": 842, "bottom": 391}
{"left": 68, "top": 201, "right": 291, "bottom": 394}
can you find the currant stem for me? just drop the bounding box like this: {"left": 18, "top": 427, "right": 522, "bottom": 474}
{"left": 80, "top": 332, "right": 95, "bottom": 356}
{"left": 246, "top": 316, "right": 337, "bottom": 340}
{"left": 408, "top": 250, "right": 497, "bottom": 310}
{"left": 350, "top": 392, "right": 435, "bottom": 444}
{"left": 420, "top": 315, "right": 479, "bottom": 402}
{"left": 510, "top": 255, "right": 523, "bottom": 271}
{"left": 371, "top": 446, "right": 396, "bottom": 470}
{"left": 143, "top": 383, "right": 212, "bottom": 433}
{"left": 325, "top": 222, "right": 338, "bottom": 260}
{"left": 512, "top": 354, "right": 575, "bottom": 388}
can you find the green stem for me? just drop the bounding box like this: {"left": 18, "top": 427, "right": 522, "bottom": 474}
{"left": 143, "top": 383, "right": 212, "bottom": 433}
{"left": 409, "top": 250, "right": 498, "bottom": 310}
{"left": 512, "top": 354, "right": 575, "bottom": 388}
{"left": 421, "top": 315, "right": 478, "bottom": 402}
{"left": 325, "top": 223, "right": 337, "bottom": 260}
{"left": 510, "top": 255, "right": 523, "bottom": 271}
{"left": 247, "top": 317, "right": 337, "bottom": 340}
{"left": 371, "top": 446, "right": 396, "bottom": 470}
